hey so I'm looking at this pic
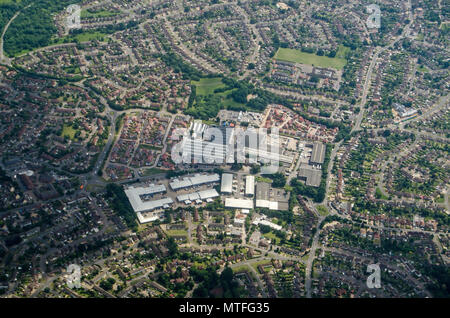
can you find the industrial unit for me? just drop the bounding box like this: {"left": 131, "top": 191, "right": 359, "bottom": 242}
{"left": 221, "top": 173, "right": 233, "bottom": 194}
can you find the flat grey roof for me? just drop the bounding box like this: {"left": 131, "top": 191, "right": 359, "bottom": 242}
{"left": 177, "top": 189, "right": 219, "bottom": 202}
{"left": 256, "top": 182, "right": 270, "bottom": 200}
{"left": 124, "top": 186, "right": 174, "bottom": 213}
{"left": 225, "top": 198, "right": 254, "bottom": 209}
{"left": 245, "top": 175, "right": 255, "bottom": 196}
{"left": 298, "top": 164, "right": 322, "bottom": 187}
{"left": 170, "top": 173, "right": 220, "bottom": 190}
{"left": 221, "top": 173, "right": 233, "bottom": 193}
{"left": 310, "top": 142, "right": 325, "bottom": 164}
{"left": 199, "top": 189, "right": 219, "bottom": 200}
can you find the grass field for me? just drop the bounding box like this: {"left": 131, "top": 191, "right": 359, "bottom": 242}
{"left": 251, "top": 260, "right": 272, "bottom": 272}
{"left": 191, "top": 77, "right": 227, "bottom": 96}
{"left": 81, "top": 9, "right": 119, "bottom": 19}
{"left": 165, "top": 229, "right": 188, "bottom": 237}
{"left": 10, "top": 31, "right": 108, "bottom": 57}
{"left": 61, "top": 124, "right": 77, "bottom": 140}
{"left": 274, "top": 48, "right": 347, "bottom": 70}
{"left": 61, "top": 124, "right": 77, "bottom": 139}
{"left": 256, "top": 176, "right": 273, "bottom": 184}
{"left": 54, "top": 31, "right": 107, "bottom": 45}
{"left": 316, "top": 205, "right": 329, "bottom": 217}
{"left": 336, "top": 45, "right": 351, "bottom": 59}
{"left": 263, "top": 231, "right": 281, "bottom": 244}
{"left": 142, "top": 168, "right": 166, "bottom": 176}
{"left": 417, "top": 65, "right": 429, "bottom": 73}
{"left": 232, "top": 265, "right": 250, "bottom": 273}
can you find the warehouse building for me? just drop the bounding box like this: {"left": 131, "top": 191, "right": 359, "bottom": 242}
{"left": 245, "top": 175, "right": 255, "bottom": 197}
{"left": 169, "top": 173, "right": 220, "bottom": 191}
{"left": 310, "top": 142, "right": 325, "bottom": 165}
{"left": 221, "top": 173, "right": 233, "bottom": 194}
{"left": 125, "top": 186, "right": 174, "bottom": 213}
{"left": 225, "top": 198, "right": 254, "bottom": 209}
{"left": 298, "top": 164, "right": 322, "bottom": 187}
{"left": 255, "top": 182, "right": 289, "bottom": 211}
{"left": 177, "top": 189, "right": 219, "bottom": 204}
{"left": 124, "top": 185, "right": 174, "bottom": 224}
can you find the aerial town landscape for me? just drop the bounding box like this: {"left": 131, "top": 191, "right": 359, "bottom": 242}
{"left": 0, "top": 0, "right": 448, "bottom": 301}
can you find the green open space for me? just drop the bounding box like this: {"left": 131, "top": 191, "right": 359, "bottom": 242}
{"left": 61, "top": 124, "right": 77, "bottom": 140}
{"left": 263, "top": 231, "right": 281, "bottom": 245}
{"left": 316, "top": 205, "right": 329, "bottom": 217}
{"left": 336, "top": 45, "right": 351, "bottom": 59}
{"left": 165, "top": 229, "right": 188, "bottom": 237}
{"left": 232, "top": 265, "right": 250, "bottom": 273}
{"left": 142, "top": 168, "right": 166, "bottom": 176}
{"left": 80, "top": 9, "right": 119, "bottom": 19}
{"left": 53, "top": 31, "right": 108, "bottom": 45}
{"left": 187, "top": 77, "right": 250, "bottom": 120}
{"left": 274, "top": 48, "right": 347, "bottom": 70}
{"left": 191, "top": 77, "right": 227, "bottom": 96}
{"left": 251, "top": 259, "right": 272, "bottom": 272}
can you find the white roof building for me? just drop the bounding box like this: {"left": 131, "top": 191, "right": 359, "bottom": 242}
{"left": 225, "top": 198, "right": 254, "bottom": 209}
{"left": 169, "top": 174, "right": 220, "bottom": 191}
{"left": 198, "top": 189, "right": 219, "bottom": 200}
{"left": 137, "top": 212, "right": 161, "bottom": 224}
{"left": 177, "top": 189, "right": 219, "bottom": 203}
{"left": 255, "top": 200, "right": 279, "bottom": 210}
{"left": 124, "top": 185, "right": 172, "bottom": 215}
{"left": 221, "top": 173, "right": 233, "bottom": 193}
{"left": 126, "top": 184, "right": 166, "bottom": 196}
{"left": 177, "top": 192, "right": 200, "bottom": 202}
{"left": 253, "top": 217, "right": 282, "bottom": 231}
{"left": 245, "top": 175, "right": 255, "bottom": 197}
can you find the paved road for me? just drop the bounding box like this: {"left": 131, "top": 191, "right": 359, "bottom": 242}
{"left": 353, "top": 8, "right": 415, "bottom": 133}
{"left": 304, "top": 214, "right": 325, "bottom": 298}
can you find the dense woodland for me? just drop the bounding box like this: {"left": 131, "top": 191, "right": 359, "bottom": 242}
{"left": 1, "top": 0, "right": 82, "bottom": 57}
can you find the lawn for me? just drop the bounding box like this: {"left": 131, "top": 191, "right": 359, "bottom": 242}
{"left": 142, "top": 168, "right": 166, "bottom": 176}
{"left": 417, "top": 65, "right": 429, "bottom": 73}
{"left": 256, "top": 176, "right": 273, "bottom": 184}
{"left": 274, "top": 48, "right": 347, "bottom": 70}
{"left": 188, "top": 77, "right": 248, "bottom": 119}
{"left": 191, "top": 77, "right": 227, "bottom": 96}
{"left": 375, "top": 187, "right": 389, "bottom": 200}
{"left": 263, "top": 231, "right": 281, "bottom": 245}
{"left": 232, "top": 265, "right": 250, "bottom": 273}
{"left": 316, "top": 205, "right": 329, "bottom": 217}
{"left": 165, "top": 229, "right": 188, "bottom": 237}
{"left": 435, "top": 195, "right": 445, "bottom": 204}
{"left": 54, "top": 31, "right": 107, "bottom": 45}
{"left": 336, "top": 45, "right": 351, "bottom": 59}
{"left": 251, "top": 260, "right": 272, "bottom": 272}
{"left": 61, "top": 124, "right": 77, "bottom": 140}
{"left": 222, "top": 96, "right": 246, "bottom": 109}
{"left": 81, "top": 9, "right": 119, "bottom": 19}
